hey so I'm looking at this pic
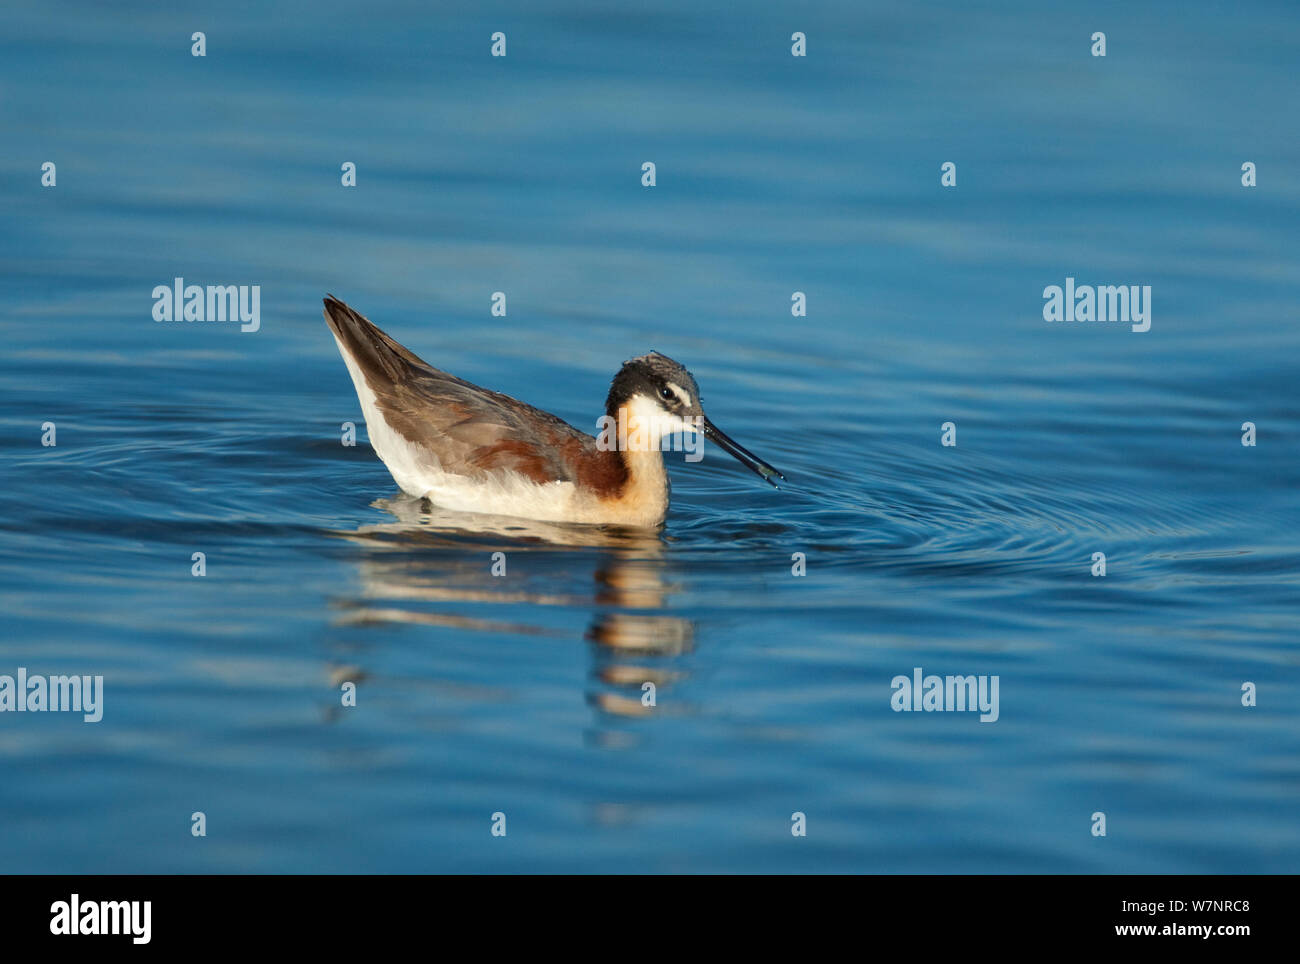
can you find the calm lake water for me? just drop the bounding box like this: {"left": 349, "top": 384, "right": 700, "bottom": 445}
{"left": 2, "top": 1, "right": 1298, "bottom": 872}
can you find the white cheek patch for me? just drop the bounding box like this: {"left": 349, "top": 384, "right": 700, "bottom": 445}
{"left": 625, "top": 394, "right": 673, "bottom": 446}
{"left": 661, "top": 413, "right": 694, "bottom": 434}
{"left": 618, "top": 396, "right": 703, "bottom": 449}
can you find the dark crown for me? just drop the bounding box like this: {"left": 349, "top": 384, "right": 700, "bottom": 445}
{"left": 604, "top": 352, "right": 699, "bottom": 417}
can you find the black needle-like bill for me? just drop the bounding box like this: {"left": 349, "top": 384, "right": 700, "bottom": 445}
{"left": 703, "top": 418, "right": 785, "bottom": 488}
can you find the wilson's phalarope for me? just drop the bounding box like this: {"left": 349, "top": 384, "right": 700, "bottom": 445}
{"left": 323, "top": 296, "right": 783, "bottom": 527}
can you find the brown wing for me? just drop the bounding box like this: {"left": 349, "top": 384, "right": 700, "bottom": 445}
{"left": 323, "top": 296, "right": 619, "bottom": 488}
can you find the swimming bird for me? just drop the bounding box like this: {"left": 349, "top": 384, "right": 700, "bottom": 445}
{"left": 323, "top": 296, "right": 783, "bottom": 526}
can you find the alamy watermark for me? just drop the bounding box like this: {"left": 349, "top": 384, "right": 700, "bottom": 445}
{"left": 891, "top": 667, "right": 999, "bottom": 722}
{"left": 1043, "top": 277, "right": 1150, "bottom": 332}
{"left": 50, "top": 895, "right": 150, "bottom": 944}
{"left": 596, "top": 410, "right": 704, "bottom": 461}
{"left": 152, "top": 277, "right": 260, "bottom": 332}
{"left": 0, "top": 668, "right": 103, "bottom": 722}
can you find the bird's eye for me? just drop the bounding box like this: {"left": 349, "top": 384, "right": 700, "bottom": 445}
{"left": 659, "top": 387, "right": 674, "bottom": 401}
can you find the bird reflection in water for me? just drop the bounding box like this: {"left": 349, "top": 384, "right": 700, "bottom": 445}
{"left": 324, "top": 494, "right": 693, "bottom": 724}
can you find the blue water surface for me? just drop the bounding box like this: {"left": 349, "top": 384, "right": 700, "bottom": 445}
{"left": 1, "top": 0, "right": 1298, "bottom": 872}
